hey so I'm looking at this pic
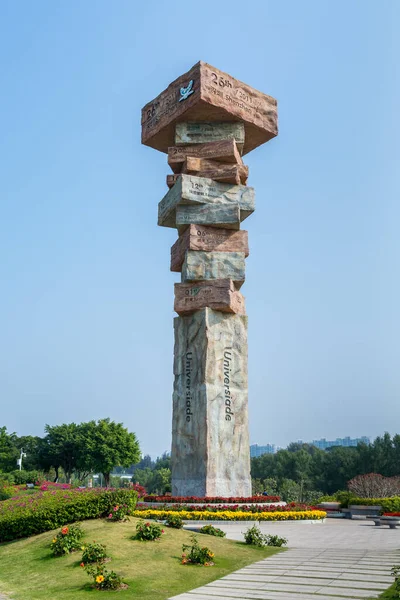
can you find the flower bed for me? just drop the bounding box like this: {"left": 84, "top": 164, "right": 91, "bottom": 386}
{"left": 132, "top": 509, "right": 326, "bottom": 521}
{"left": 142, "top": 495, "right": 280, "bottom": 503}
{"left": 136, "top": 502, "right": 313, "bottom": 513}
{"left": 0, "top": 488, "right": 138, "bottom": 543}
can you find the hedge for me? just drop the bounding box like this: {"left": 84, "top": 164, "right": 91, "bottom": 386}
{"left": 0, "top": 488, "right": 137, "bottom": 542}
{"left": 349, "top": 497, "right": 400, "bottom": 513}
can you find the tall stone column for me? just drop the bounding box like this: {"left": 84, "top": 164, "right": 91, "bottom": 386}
{"left": 141, "top": 62, "right": 278, "bottom": 497}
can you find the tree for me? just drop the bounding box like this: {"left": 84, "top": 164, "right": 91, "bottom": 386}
{"left": 0, "top": 427, "right": 18, "bottom": 472}
{"left": 82, "top": 419, "right": 140, "bottom": 487}
{"left": 39, "top": 423, "right": 83, "bottom": 483}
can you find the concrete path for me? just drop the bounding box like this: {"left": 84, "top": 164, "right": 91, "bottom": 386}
{"left": 169, "top": 520, "right": 400, "bottom": 599}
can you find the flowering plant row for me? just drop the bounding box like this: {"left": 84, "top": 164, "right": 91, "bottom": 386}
{"left": 132, "top": 509, "right": 326, "bottom": 521}
{"left": 136, "top": 502, "right": 314, "bottom": 513}
{"left": 142, "top": 495, "right": 280, "bottom": 503}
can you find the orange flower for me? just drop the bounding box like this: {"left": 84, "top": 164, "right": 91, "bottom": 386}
{"left": 80, "top": 562, "right": 85, "bottom": 567}
{"left": 61, "top": 526, "right": 69, "bottom": 535}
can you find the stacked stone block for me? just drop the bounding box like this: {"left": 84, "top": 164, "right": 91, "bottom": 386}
{"left": 141, "top": 61, "right": 278, "bottom": 496}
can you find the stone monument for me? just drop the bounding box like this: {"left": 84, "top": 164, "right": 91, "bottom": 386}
{"left": 141, "top": 61, "right": 278, "bottom": 497}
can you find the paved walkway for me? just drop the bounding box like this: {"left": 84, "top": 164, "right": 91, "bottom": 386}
{"left": 169, "top": 520, "right": 400, "bottom": 600}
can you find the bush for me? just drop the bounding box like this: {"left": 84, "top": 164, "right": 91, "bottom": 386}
{"left": 165, "top": 513, "right": 183, "bottom": 528}
{"left": 0, "top": 486, "right": 15, "bottom": 501}
{"left": 106, "top": 504, "right": 130, "bottom": 522}
{"left": 348, "top": 497, "right": 400, "bottom": 513}
{"left": 11, "top": 470, "right": 40, "bottom": 485}
{"left": 264, "top": 534, "right": 288, "bottom": 547}
{"left": 182, "top": 535, "right": 214, "bottom": 566}
{"left": 348, "top": 473, "right": 400, "bottom": 498}
{"left": 84, "top": 563, "right": 124, "bottom": 590}
{"left": 135, "top": 520, "right": 164, "bottom": 541}
{"left": 243, "top": 524, "right": 267, "bottom": 547}
{"left": 199, "top": 524, "right": 226, "bottom": 537}
{"left": 391, "top": 566, "right": 400, "bottom": 597}
{"left": 50, "top": 523, "right": 84, "bottom": 556}
{"left": 0, "top": 488, "right": 138, "bottom": 542}
{"left": 81, "top": 542, "right": 109, "bottom": 564}
{"left": 243, "top": 525, "right": 288, "bottom": 548}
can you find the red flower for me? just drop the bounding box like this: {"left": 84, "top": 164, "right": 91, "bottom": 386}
{"left": 61, "top": 526, "right": 69, "bottom": 535}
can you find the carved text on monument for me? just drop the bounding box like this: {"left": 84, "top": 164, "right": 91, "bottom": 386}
{"left": 223, "top": 349, "right": 233, "bottom": 421}
{"left": 185, "top": 352, "right": 193, "bottom": 422}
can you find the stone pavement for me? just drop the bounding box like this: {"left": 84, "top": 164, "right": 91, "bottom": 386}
{"left": 169, "top": 520, "right": 400, "bottom": 599}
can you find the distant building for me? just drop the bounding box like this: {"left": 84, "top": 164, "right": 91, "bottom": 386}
{"left": 310, "top": 436, "right": 370, "bottom": 450}
{"left": 250, "top": 443, "right": 278, "bottom": 457}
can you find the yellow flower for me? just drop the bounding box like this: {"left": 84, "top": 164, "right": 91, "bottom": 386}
{"left": 81, "top": 546, "right": 85, "bottom": 550}
{"left": 96, "top": 575, "right": 105, "bottom": 583}
{"left": 52, "top": 538, "right": 56, "bottom": 543}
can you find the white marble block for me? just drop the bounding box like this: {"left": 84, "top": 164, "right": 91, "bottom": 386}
{"left": 171, "top": 308, "right": 251, "bottom": 497}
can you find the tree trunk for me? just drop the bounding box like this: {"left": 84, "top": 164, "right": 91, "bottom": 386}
{"left": 104, "top": 472, "right": 110, "bottom": 487}
{"left": 53, "top": 467, "right": 59, "bottom": 483}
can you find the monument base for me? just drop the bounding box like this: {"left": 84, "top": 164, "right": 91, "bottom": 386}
{"left": 171, "top": 308, "right": 251, "bottom": 497}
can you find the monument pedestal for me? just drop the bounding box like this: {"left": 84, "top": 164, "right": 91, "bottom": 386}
{"left": 171, "top": 308, "right": 251, "bottom": 497}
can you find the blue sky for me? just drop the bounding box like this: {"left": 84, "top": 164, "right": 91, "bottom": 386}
{"left": 0, "top": 1, "right": 399, "bottom": 457}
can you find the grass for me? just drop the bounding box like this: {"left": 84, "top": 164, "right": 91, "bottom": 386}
{"left": 0, "top": 517, "right": 282, "bottom": 599}
{"left": 378, "top": 584, "right": 397, "bottom": 599}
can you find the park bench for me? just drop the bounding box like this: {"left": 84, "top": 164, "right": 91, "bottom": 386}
{"left": 381, "top": 517, "right": 400, "bottom": 529}
{"left": 342, "top": 505, "right": 382, "bottom": 519}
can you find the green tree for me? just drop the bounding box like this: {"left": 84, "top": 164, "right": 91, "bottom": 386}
{"left": 39, "top": 423, "right": 82, "bottom": 483}
{"left": 0, "top": 427, "right": 18, "bottom": 472}
{"left": 82, "top": 419, "right": 140, "bottom": 487}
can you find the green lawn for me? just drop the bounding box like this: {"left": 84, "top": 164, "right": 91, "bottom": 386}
{"left": 378, "top": 584, "right": 397, "bottom": 599}
{"left": 0, "top": 518, "right": 282, "bottom": 599}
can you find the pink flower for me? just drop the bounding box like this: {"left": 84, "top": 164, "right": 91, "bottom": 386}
{"left": 108, "top": 514, "right": 112, "bottom": 518}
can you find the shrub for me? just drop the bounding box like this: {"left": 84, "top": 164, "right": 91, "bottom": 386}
{"left": 11, "top": 470, "right": 40, "bottom": 485}
{"left": 106, "top": 504, "right": 130, "bottom": 522}
{"left": 135, "top": 520, "right": 164, "bottom": 541}
{"left": 0, "top": 488, "right": 138, "bottom": 542}
{"left": 348, "top": 473, "right": 400, "bottom": 498}
{"left": 345, "top": 497, "right": 400, "bottom": 513}
{"left": 182, "top": 535, "right": 214, "bottom": 566}
{"left": 0, "top": 486, "right": 15, "bottom": 501}
{"left": 81, "top": 542, "right": 109, "bottom": 564}
{"left": 165, "top": 513, "right": 183, "bottom": 528}
{"left": 50, "top": 523, "right": 84, "bottom": 556}
{"left": 391, "top": 566, "right": 400, "bottom": 597}
{"left": 131, "top": 483, "right": 146, "bottom": 498}
{"left": 243, "top": 524, "right": 266, "bottom": 547}
{"left": 199, "top": 524, "right": 226, "bottom": 537}
{"left": 264, "top": 534, "right": 288, "bottom": 547}
{"left": 317, "top": 495, "right": 338, "bottom": 503}
{"left": 84, "top": 563, "right": 124, "bottom": 590}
